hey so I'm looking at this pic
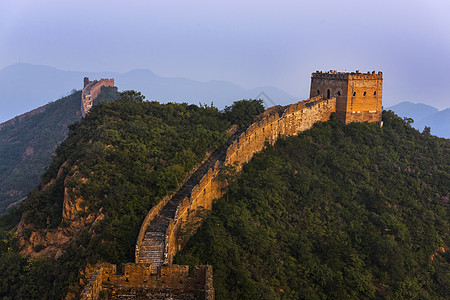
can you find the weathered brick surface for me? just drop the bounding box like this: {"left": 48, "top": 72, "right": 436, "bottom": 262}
{"left": 310, "top": 70, "right": 382, "bottom": 124}
{"left": 80, "top": 264, "right": 214, "bottom": 300}
{"left": 136, "top": 96, "right": 336, "bottom": 269}
{"left": 82, "top": 75, "right": 382, "bottom": 298}
{"left": 81, "top": 77, "right": 115, "bottom": 117}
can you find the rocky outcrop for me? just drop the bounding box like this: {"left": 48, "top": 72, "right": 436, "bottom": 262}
{"left": 17, "top": 163, "right": 103, "bottom": 259}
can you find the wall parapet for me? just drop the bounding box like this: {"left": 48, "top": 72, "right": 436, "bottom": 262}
{"left": 80, "top": 263, "right": 110, "bottom": 300}
{"left": 135, "top": 150, "right": 214, "bottom": 261}
{"left": 84, "top": 96, "right": 336, "bottom": 299}
{"left": 81, "top": 78, "right": 115, "bottom": 117}
{"left": 160, "top": 96, "right": 336, "bottom": 264}
{"left": 81, "top": 263, "right": 214, "bottom": 300}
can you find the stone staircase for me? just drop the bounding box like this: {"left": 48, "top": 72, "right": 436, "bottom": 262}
{"left": 82, "top": 97, "right": 337, "bottom": 300}
{"left": 138, "top": 224, "right": 168, "bottom": 273}
{"left": 136, "top": 132, "right": 239, "bottom": 270}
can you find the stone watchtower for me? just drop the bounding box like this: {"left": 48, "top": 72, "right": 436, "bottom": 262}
{"left": 310, "top": 70, "right": 383, "bottom": 124}
{"left": 81, "top": 77, "right": 115, "bottom": 117}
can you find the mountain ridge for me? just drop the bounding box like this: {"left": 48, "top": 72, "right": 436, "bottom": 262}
{"left": 0, "top": 63, "right": 295, "bottom": 122}
{"left": 387, "top": 101, "right": 449, "bottom": 138}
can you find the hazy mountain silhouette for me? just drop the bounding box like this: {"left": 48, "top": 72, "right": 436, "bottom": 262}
{"left": 387, "top": 102, "right": 449, "bottom": 138}
{"left": 0, "top": 63, "right": 295, "bottom": 123}
{"left": 386, "top": 102, "right": 439, "bottom": 122}
{"left": 414, "top": 108, "right": 450, "bottom": 139}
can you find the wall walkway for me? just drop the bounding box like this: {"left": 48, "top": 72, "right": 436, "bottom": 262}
{"left": 81, "top": 96, "right": 336, "bottom": 299}
{"left": 81, "top": 78, "right": 114, "bottom": 117}
{"left": 135, "top": 96, "right": 336, "bottom": 270}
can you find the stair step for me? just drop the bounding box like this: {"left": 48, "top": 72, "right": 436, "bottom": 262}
{"left": 136, "top": 131, "right": 241, "bottom": 266}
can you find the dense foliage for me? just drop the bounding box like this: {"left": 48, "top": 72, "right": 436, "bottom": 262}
{"left": 0, "top": 87, "right": 120, "bottom": 215}
{"left": 0, "top": 92, "right": 231, "bottom": 299}
{"left": 0, "top": 95, "right": 261, "bottom": 299}
{"left": 1, "top": 98, "right": 449, "bottom": 299}
{"left": 93, "top": 86, "right": 120, "bottom": 105}
{"left": 175, "top": 111, "right": 450, "bottom": 299}
{"left": 223, "top": 99, "right": 265, "bottom": 128}
{"left": 24, "top": 91, "right": 229, "bottom": 262}
{"left": 0, "top": 92, "right": 82, "bottom": 214}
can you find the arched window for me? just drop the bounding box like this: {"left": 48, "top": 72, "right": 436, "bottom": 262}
{"left": 327, "top": 89, "right": 331, "bottom": 99}
{"left": 363, "top": 91, "right": 367, "bottom": 96}
{"left": 353, "top": 92, "right": 356, "bottom": 97}
{"left": 317, "top": 90, "right": 320, "bottom": 95}
{"left": 374, "top": 91, "right": 377, "bottom": 96}
{"left": 337, "top": 91, "right": 341, "bottom": 96}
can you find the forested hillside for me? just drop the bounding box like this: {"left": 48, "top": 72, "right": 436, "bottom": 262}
{"left": 175, "top": 111, "right": 450, "bottom": 299}
{"left": 0, "top": 99, "right": 448, "bottom": 299}
{"left": 0, "top": 92, "right": 241, "bottom": 298}
{"left": 0, "top": 87, "right": 120, "bottom": 214}
{"left": 0, "top": 92, "right": 82, "bottom": 214}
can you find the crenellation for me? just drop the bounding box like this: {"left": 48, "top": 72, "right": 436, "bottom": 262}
{"left": 311, "top": 70, "right": 382, "bottom": 123}
{"left": 81, "top": 77, "right": 115, "bottom": 118}
{"left": 81, "top": 263, "right": 214, "bottom": 299}
{"left": 83, "top": 71, "right": 381, "bottom": 299}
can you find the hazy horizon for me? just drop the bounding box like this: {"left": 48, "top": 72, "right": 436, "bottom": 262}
{"left": 1, "top": 0, "right": 450, "bottom": 110}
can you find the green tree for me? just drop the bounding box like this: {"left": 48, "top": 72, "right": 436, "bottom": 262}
{"left": 223, "top": 99, "right": 265, "bottom": 128}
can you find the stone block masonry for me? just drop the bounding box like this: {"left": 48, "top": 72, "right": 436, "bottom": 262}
{"left": 81, "top": 77, "right": 115, "bottom": 117}
{"left": 82, "top": 96, "right": 336, "bottom": 299}
{"left": 310, "top": 70, "right": 383, "bottom": 124}
{"left": 81, "top": 70, "right": 382, "bottom": 299}
{"left": 135, "top": 96, "right": 337, "bottom": 269}
{"left": 80, "top": 263, "right": 214, "bottom": 299}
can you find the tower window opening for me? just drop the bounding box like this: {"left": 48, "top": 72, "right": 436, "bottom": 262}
{"left": 327, "top": 89, "right": 330, "bottom": 99}
{"left": 374, "top": 91, "right": 377, "bottom": 96}
{"left": 353, "top": 92, "right": 356, "bottom": 97}
{"left": 363, "top": 91, "right": 367, "bottom": 96}
{"left": 337, "top": 91, "right": 341, "bottom": 96}
{"left": 317, "top": 90, "right": 320, "bottom": 95}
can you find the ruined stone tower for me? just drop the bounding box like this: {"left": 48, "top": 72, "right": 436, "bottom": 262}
{"left": 81, "top": 77, "right": 115, "bottom": 117}
{"left": 310, "top": 70, "right": 382, "bottom": 124}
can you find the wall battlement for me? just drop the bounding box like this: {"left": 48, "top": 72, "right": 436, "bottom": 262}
{"left": 81, "top": 77, "right": 115, "bottom": 117}
{"left": 80, "top": 263, "right": 214, "bottom": 300}
{"left": 81, "top": 70, "right": 382, "bottom": 299}
{"left": 312, "top": 70, "right": 383, "bottom": 79}
{"left": 310, "top": 70, "right": 383, "bottom": 124}
{"left": 135, "top": 96, "right": 336, "bottom": 270}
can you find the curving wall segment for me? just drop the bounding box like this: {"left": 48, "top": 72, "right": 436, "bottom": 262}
{"left": 80, "top": 263, "right": 214, "bottom": 299}
{"left": 135, "top": 96, "right": 336, "bottom": 268}
{"left": 81, "top": 77, "right": 115, "bottom": 117}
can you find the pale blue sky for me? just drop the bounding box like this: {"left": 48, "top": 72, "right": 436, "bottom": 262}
{"left": 1, "top": 0, "right": 450, "bottom": 109}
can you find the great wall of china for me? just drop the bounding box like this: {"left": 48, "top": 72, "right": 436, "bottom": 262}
{"left": 80, "top": 70, "right": 382, "bottom": 299}
{"left": 81, "top": 77, "right": 115, "bottom": 117}
{"left": 81, "top": 96, "right": 337, "bottom": 299}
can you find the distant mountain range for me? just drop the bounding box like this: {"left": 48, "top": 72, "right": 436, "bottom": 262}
{"left": 0, "top": 63, "right": 295, "bottom": 123}
{"left": 386, "top": 102, "right": 449, "bottom": 139}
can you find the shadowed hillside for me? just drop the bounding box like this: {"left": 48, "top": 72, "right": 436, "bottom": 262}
{"left": 0, "top": 92, "right": 82, "bottom": 214}
{"left": 0, "top": 87, "right": 120, "bottom": 214}
{"left": 0, "top": 99, "right": 448, "bottom": 299}
{"left": 176, "top": 111, "right": 450, "bottom": 299}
